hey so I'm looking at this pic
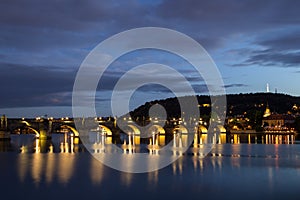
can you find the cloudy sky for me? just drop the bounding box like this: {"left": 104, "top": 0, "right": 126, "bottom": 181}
{"left": 0, "top": 0, "right": 299, "bottom": 117}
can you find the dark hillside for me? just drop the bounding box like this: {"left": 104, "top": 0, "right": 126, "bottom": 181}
{"left": 130, "top": 93, "right": 300, "bottom": 120}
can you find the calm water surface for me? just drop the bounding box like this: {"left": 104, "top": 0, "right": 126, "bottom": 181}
{"left": 1, "top": 134, "right": 300, "bottom": 200}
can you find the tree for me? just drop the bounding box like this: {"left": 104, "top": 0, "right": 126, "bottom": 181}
{"left": 246, "top": 109, "right": 263, "bottom": 128}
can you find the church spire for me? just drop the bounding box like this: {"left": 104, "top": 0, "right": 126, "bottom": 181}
{"left": 263, "top": 103, "right": 271, "bottom": 117}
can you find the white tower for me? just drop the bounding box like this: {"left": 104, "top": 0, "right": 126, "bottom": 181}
{"left": 266, "top": 83, "right": 270, "bottom": 93}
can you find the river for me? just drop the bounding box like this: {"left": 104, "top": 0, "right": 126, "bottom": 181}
{"left": 0, "top": 134, "right": 300, "bottom": 200}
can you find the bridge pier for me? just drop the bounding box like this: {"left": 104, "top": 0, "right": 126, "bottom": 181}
{"left": 38, "top": 129, "right": 49, "bottom": 140}
{"left": 0, "top": 115, "right": 10, "bottom": 140}
{"left": 36, "top": 118, "right": 51, "bottom": 140}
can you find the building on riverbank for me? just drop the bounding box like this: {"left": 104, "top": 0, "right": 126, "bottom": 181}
{"left": 262, "top": 113, "right": 295, "bottom": 132}
{"left": 262, "top": 104, "right": 295, "bottom": 133}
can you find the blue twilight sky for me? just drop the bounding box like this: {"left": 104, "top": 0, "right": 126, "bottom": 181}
{"left": 0, "top": 0, "right": 299, "bottom": 118}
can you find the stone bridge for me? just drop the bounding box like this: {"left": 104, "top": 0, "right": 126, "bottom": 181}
{"left": 4, "top": 116, "right": 226, "bottom": 141}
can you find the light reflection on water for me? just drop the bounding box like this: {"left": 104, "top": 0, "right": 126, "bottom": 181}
{"left": 90, "top": 155, "right": 104, "bottom": 185}
{"left": 16, "top": 152, "right": 75, "bottom": 186}
{"left": 229, "top": 133, "right": 295, "bottom": 144}
{"left": 1, "top": 134, "right": 300, "bottom": 200}
{"left": 13, "top": 150, "right": 291, "bottom": 185}
{"left": 5, "top": 132, "right": 297, "bottom": 155}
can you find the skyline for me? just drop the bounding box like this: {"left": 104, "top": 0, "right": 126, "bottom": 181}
{"left": 0, "top": 0, "right": 299, "bottom": 117}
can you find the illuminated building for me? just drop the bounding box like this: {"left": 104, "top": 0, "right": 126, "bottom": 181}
{"left": 263, "top": 103, "right": 271, "bottom": 117}
{"left": 262, "top": 105, "right": 295, "bottom": 132}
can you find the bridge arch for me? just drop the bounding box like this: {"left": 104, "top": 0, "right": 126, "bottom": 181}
{"left": 198, "top": 125, "right": 208, "bottom": 133}
{"left": 61, "top": 125, "right": 79, "bottom": 137}
{"left": 128, "top": 124, "right": 140, "bottom": 134}
{"left": 217, "top": 125, "right": 226, "bottom": 133}
{"left": 21, "top": 120, "right": 31, "bottom": 127}
{"left": 99, "top": 125, "right": 112, "bottom": 136}
{"left": 121, "top": 124, "right": 140, "bottom": 135}
{"left": 148, "top": 124, "right": 165, "bottom": 134}
{"left": 12, "top": 126, "right": 40, "bottom": 137}
{"left": 174, "top": 125, "right": 188, "bottom": 134}
{"left": 27, "top": 127, "right": 40, "bottom": 137}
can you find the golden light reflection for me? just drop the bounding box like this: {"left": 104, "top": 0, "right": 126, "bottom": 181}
{"left": 45, "top": 154, "right": 56, "bottom": 184}
{"left": 49, "top": 144, "right": 54, "bottom": 153}
{"left": 217, "top": 157, "right": 222, "bottom": 170}
{"left": 16, "top": 134, "right": 82, "bottom": 186}
{"left": 106, "top": 136, "right": 112, "bottom": 144}
{"left": 191, "top": 155, "right": 205, "bottom": 172}
{"left": 17, "top": 154, "right": 78, "bottom": 186}
{"left": 192, "top": 156, "right": 198, "bottom": 170}
{"left": 268, "top": 167, "right": 274, "bottom": 190}
{"left": 59, "top": 133, "right": 78, "bottom": 153}
{"left": 199, "top": 159, "right": 204, "bottom": 172}
{"left": 20, "top": 145, "right": 26, "bottom": 153}
{"left": 248, "top": 134, "right": 251, "bottom": 144}
{"left": 193, "top": 133, "right": 198, "bottom": 148}
{"left": 172, "top": 158, "right": 183, "bottom": 175}
{"left": 219, "top": 133, "right": 226, "bottom": 144}
{"left": 148, "top": 170, "right": 158, "bottom": 185}
{"left": 226, "top": 133, "right": 297, "bottom": 144}
{"left": 201, "top": 134, "right": 207, "bottom": 144}
{"left": 90, "top": 157, "right": 104, "bottom": 185}
{"left": 232, "top": 134, "right": 240, "bottom": 144}
{"left": 181, "top": 134, "right": 188, "bottom": 147}
{"left": 14, "top": 128, "right": 299, "bottom": 189}
{"left": 35, "top": 139, "right": 40, "bottom": 153}
{"left": 17, "top": 153, "right": 29, "bottom": 183}
{"left": 31, "top": 153, "right": 43, "bottom": 186}
{"left": 158, "top": 135, "right": 165, "bottom": 146}
{"left": 120, "top": 172, "right": 133, "bottom": 187}
{"left": 134, "top": 135, "right": 140, "bottom": 145}
{"left": 172, "top": 160, "right": 177, "bottom": 175}
{"left": 74, "top": 137, "right": 79, "bottom": 144}
{"left": 57, "top": 154, "right": 75, "bottom": 184}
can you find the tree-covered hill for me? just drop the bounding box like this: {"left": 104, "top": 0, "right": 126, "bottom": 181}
{"left": 130, "top": 93, "right": 300, "bottom": 120}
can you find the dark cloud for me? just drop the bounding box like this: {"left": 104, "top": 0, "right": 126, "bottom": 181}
{"left": 134, "top": 84, "right": 173, "bottom": 94}
{"left": 155, "top": 0, "right": 300, "bottom": 59}
{"left": 0, "top": 0, "right": 153, "bottom": 51}
{"left": 232, "top": 31, "right": 300, "bottom": 68}
{"left": 1, "top": 0, "right": 299, "bottom": 52}
{"left": 99, "top": 69, "right": 205, "bottom": 92}
{"left": 132, "top": 83, "right": 208, "bottom": 94}
{"left": 156, "top": 0, "right": 300, "bottom": 32}
{"left": 224, "top": 84, "right": 248, "bottom": 88}
{"left": 0, "top": 62, "right": 76, "bottom": 107}
{"left": 191, "top": 84, "right": 209, "bottom": 93}
{"left": 258, "top": 34, "right": 300, "bottom": 51}
{"left": 243, "top": 51, "right": 300, "bottom": 67}
{"left": 0, "top": 0, "right": 149, "bottom": 30}
{"left": 1, "top": 0, "right": 299, "bottom": 65}
{"left": 0, "top": 60, "right": 205, "bottom": 108}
